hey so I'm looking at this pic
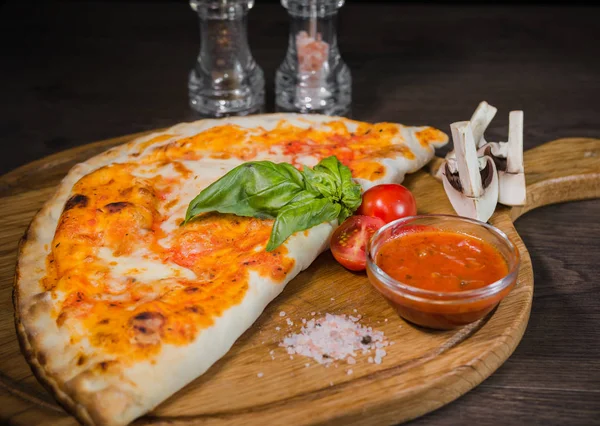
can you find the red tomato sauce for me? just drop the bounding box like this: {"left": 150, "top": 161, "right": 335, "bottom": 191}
{"left": 376, "top": 230, "right": 508, "bottom": 292}
{"left": 368, "top": 229, "right": 515, "bottom": 330}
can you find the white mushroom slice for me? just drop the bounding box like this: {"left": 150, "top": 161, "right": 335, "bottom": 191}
{"left": 434, "top": 101, "right": 497, "bottom": 181}
{"left": 434, "top": 151, "right": 453, "bottom": 181}
{"left": 442, "top": 121, "right": 499, "bottom": 222}
{"left": 507, "top": 111, "right": 524, "bottom": 174}
{"left": 454, "top": 121, "right": 483, "bottom": 197}
{"left": 478, "top": 111, "right": 526, "bottom": 206}
{"left": 471, "top": 101, "right": 498, "bottom": 147}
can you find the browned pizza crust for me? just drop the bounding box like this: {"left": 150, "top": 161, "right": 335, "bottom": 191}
{"left": 14, "top": 227, "right": 99, "bottom": 425}
{"left": 13, "top": 142, "right": 154, "bottom": 426}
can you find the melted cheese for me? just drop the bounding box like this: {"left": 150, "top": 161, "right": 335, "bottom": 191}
{"left": 41, "top": 116, "right": 447, "bottom": 362}
{"left": 135, "top": 119, "right": 446, "bottom": 181}
{"left": 98, "top": 248, "right": 197, "bottom": 282}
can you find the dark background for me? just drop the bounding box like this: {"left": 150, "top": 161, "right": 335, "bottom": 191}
{"left": 1, "top": 1, "right": 599, "bottom": 425}
{"left": 1, "top": 1, "right": 599, "bottom": 174}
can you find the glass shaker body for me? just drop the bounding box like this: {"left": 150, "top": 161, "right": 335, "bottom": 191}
{"left": 275, "top": 0, "right": 351, "bottom": 116}
{"left": 189, "top": 0, "right": 265, "bottom": 117}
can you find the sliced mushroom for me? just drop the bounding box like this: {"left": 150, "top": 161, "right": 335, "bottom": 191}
{"left": 434, "top": 101, "right": 497, "bottom": 181}
{"left": 441, "top": 121, "right": 499, "bottom": 222}
{"left": 478, "top": 110, "right": 526, "bottom": 206}
{"left": 471, "top": 101, "right": 498, "bottom": 147}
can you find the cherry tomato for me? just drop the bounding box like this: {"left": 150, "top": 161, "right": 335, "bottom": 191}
{"left": 330, "top": 215, "right": 386, "bottom": 271}
{"left": 357, "top": 184, "right": 417, "bottom": 223}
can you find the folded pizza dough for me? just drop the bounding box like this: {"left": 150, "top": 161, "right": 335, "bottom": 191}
{"left": 15, "top": 114, "right": 447, "bottom": 426}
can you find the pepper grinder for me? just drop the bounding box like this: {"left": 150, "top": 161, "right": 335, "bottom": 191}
{"left": 275, "top": 0, "right": 351, "bottom": 116}
{"left": 188, "top": 0, "right": 265, "bottom": 117}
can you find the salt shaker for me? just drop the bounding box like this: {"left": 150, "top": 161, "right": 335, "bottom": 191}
{"left": 188, "top": 0, "right": 265, "bottom": 117}
{"left": 275, "top": 0, "right": 351, "bottom": 116}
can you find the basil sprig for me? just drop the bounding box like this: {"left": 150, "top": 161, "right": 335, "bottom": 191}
{"left": 184, "top": 156, "right": 362, "bottom": 251}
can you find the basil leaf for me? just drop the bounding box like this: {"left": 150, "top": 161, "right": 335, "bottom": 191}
{"left": 303, "top": 165, "right": 338, "bottom": 201}
{"left": 313, "top": 155, "right": 346, "bottom": 179}
{"left": 338, "top": 162, "right": 362, "bottom": 219}
{"left": 304, "top": 156, "right": 362, "bottom": 221}
{"left": 266, "top": 198, "right": 341, "bottom": 252}
{"left": 184, "top": 155, "right": 363, "bottom": 251}
{"left": 184, "top": 161, "right": 306, "bottom": 222}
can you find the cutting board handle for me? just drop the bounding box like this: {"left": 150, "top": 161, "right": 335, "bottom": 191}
{"left": 510, "top": 138, "right": 600, "bottom": 221}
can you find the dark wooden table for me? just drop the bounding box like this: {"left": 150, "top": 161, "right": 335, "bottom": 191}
{"left": 1, "top": 1, "right": 599, "bottom": 425}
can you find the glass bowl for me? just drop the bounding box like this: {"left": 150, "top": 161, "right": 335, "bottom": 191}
{"left": 366, "top": 215, "right": 520, "bottom": 330}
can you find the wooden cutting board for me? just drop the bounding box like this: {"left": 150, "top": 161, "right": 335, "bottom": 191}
{"left": 0, "top": 134, "right": 598, "bottom": 426}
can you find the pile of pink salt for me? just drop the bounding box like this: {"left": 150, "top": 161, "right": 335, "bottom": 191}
{"left": 280, "top": 313, "right": 390, "bottom": 366}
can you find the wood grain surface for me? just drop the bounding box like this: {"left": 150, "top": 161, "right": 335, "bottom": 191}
{"left": 1, "top": 1, "right": 599, "bottom": 425}
{"left": 0, "top": 132, "right": 598, "bottom": 425}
